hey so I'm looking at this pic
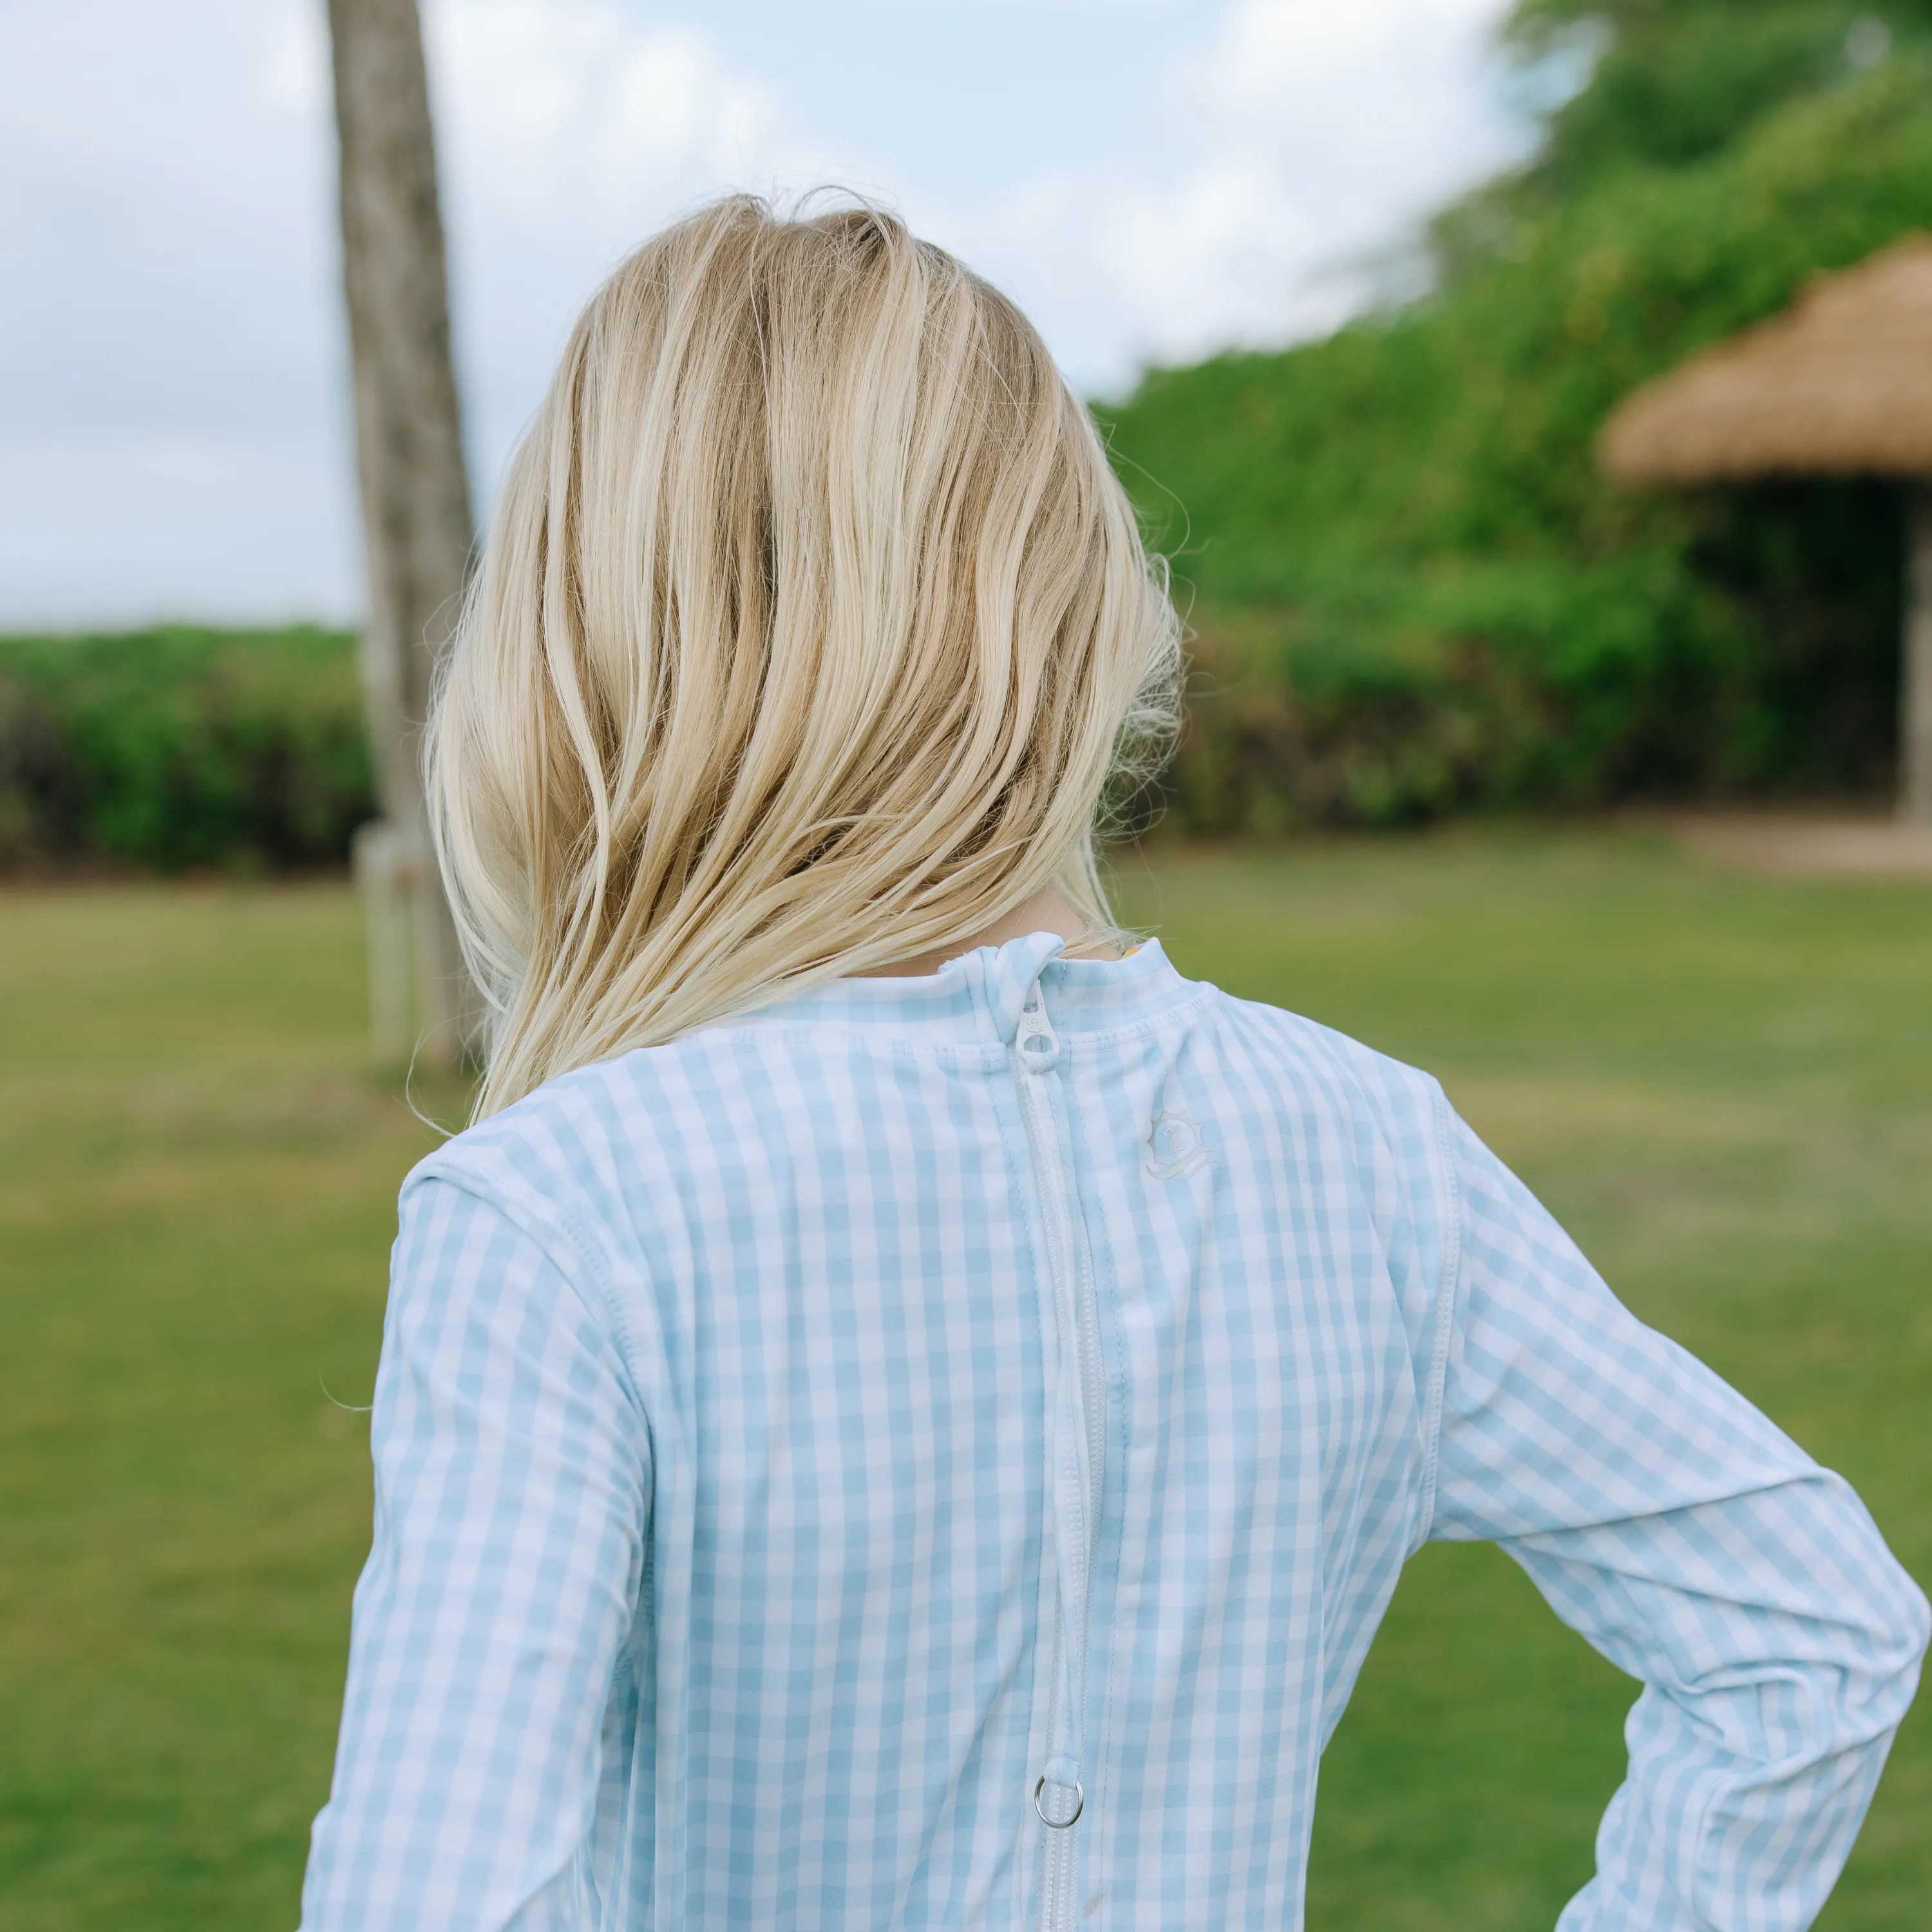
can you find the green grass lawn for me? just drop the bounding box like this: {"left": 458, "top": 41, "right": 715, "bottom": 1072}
{"left": 2, "top": 830, "right": 1927, "bottom": 1929}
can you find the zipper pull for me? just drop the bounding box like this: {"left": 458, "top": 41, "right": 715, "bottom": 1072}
{"left": 1014, "top": 984, "right": 1061, "bottom": 1074}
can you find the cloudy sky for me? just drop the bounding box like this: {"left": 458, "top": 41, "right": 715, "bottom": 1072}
{"left": 0, "top": 0, "right": 1529, "bottom": 627}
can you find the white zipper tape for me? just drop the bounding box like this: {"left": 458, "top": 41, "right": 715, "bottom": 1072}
{"left": 1012, "top": 979, "right": 1104, "bottom": 1932}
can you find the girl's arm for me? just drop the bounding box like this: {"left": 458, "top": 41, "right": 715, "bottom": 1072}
{"left": 300, "top": 1175, "right": 651, "bottom": 1932}
{"left": 1428, "top": 1106, "right": 1928, "bottom": 1932}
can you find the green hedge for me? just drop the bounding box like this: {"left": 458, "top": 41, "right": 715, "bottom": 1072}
{"left": 0, "top": 627, "right": 375, "bottom": 873}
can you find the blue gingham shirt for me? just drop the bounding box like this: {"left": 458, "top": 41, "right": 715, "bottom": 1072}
{"left": 302, "top": 933, "right": 1927, "bottom": 1931}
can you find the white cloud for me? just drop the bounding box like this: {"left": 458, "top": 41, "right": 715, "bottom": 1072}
{"left": 0, "top": 0, "right": 1524, "bottom": 623}
{"left": 438, "top": 5, "right": 788, "bottom": 202}
{"left": 956, "top": 0, "right": 1524, "bottom": 390}
{"left": 0, "top": 0, "right": 354, "bottom": 621}
{"left": 421, "top": 0, "right": 855, "bottom": 466}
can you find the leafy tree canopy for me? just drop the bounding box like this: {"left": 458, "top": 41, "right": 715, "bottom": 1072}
{"left": 1504, "top": 1, "right": 1927, "bottom": 187}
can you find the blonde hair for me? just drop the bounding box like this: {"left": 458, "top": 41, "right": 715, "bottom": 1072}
{"left": 429, "top": 194, "right": 1180, "bottom": 1117}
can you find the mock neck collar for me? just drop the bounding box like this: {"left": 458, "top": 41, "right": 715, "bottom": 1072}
{"left": 735, "top": 932, "right": 1193, "bottom": 1047}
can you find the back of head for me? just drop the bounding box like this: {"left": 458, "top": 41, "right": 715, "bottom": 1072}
{"left": 431, "top": 194, "right": 1180, "bottom": 1117}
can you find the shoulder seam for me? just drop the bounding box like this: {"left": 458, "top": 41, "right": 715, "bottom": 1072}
{"left": 404, "top": 1155, "right": 650, "bottom": 1424}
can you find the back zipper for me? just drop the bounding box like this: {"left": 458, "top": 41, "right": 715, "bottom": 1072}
{"left": 1012, "top": 981, "right": 1106, "bottom": 1932}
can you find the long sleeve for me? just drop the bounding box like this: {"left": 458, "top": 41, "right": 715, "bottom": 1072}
{"left": 1427, "top": 1106, "right": 1928, "bottom": 1932}
{"left": 301, "top": 1173, "right": 652, "bottom": 1932}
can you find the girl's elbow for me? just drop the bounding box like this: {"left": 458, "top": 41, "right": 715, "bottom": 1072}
{"left": 1893, "top": 1566, "right": 1932, "bottom": 1676}
{"left": 1859, "top": 1557, "right": 1931, "bottom": 1718}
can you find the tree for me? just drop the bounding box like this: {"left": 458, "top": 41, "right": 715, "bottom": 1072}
{"left": 325, "top": 0, "right": 477, "bottom": 1068}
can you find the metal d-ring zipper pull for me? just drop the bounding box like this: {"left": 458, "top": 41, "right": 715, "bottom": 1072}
{"left": 1011, "top": 980, "right": 1101, "bottom": 1929}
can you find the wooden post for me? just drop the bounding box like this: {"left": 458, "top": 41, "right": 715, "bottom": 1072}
{"left": 1906, "top": 486, "right": 1932, "bottom": 829}
{"left": 326, "top": 0, "right": 477, "bottom": 1067}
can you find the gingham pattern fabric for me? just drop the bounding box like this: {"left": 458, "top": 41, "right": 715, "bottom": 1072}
{"left": 301, "top": 933, "right": 1927, "bottom": 1931}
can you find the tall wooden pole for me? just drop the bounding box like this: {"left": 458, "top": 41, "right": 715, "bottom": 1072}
{"left": 326, "top": 0, "right": 477, "bottom": 1066}
{"left": 1904, "top": 486, "right": 1932, "bottom": 829}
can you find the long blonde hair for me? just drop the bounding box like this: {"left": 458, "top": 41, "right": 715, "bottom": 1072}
{"left": 429, "top": 194, "right": 1180, "bottom": 1117}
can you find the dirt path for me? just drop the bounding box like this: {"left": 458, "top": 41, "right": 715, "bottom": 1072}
{"left": 1671, "top": 812, "right": 1932, "bottom": 876}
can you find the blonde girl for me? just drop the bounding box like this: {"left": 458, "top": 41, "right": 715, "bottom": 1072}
{"left": 302, "top": 197, "right": 1925, "bottom": 1932}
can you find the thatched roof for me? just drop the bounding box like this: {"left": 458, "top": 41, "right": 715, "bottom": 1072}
{"left": 1600, "top": 236, "right": 1932, "bottom": 484}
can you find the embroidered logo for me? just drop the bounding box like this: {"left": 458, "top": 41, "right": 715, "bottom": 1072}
{"left": 1144, "top": 1111, "right": 1219, "bottom": 1180}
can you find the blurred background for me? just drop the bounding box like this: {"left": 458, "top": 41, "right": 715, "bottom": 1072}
{"left": 1, "top": 3, "right": 1929, "bottom": 1927}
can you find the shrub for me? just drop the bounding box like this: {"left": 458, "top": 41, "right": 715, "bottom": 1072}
{"left": 0, "top": 627, "right": 375, "bottom": 873}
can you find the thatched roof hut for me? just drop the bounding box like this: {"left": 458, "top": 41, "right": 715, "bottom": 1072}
{"left": 1598, "top": 236, "right": 1932, "bottom": 826}
{"left": 1602, "top": 238, "right": 1932, "bottom": 483}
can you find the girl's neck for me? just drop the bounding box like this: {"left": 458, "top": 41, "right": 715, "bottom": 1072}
{"left": 855, "top": 887, "right": 1121, "bottom": 978}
